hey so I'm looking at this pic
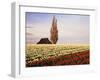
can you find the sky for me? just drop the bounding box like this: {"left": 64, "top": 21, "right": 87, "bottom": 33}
{"left": 25, "top": 12, "right": 89, "bottom": 44}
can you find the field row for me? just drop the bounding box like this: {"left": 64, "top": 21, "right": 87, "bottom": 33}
{"left": 26, "top": 44, "right": 89, "bottom": 62}
{"left": 26, "top": 50, "right": 89, "bottom": 67}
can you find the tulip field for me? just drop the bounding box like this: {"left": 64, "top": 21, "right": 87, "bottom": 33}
{"left": 26, "top": 44, "right": 89, "bottom": 67}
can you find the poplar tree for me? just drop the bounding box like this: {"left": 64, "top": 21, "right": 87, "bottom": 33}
{"left": 50, "top": 16, "right": 58, "bottom": 44}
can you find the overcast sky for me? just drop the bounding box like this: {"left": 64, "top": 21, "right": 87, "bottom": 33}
{"left": 25, "top": 12, "right": 89, "bottom": 44}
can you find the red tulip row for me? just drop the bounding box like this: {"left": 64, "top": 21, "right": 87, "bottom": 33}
{"left": 26, "top": 50, "right": 89, "bottom": 67}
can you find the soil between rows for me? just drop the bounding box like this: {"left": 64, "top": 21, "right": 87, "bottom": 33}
{"left": 26, "top": 50, "right": 89, "bottom": 67}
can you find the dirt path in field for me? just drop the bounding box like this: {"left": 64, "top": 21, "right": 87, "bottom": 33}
{"left": 26, "top": 50, "right": 89, "bottom": 67}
